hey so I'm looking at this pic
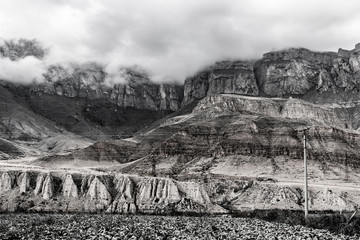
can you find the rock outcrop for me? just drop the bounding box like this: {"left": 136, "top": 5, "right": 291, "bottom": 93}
{"left": 136, "top": 178, "right": 182, "bottom": 213}
{"left": 29, "top": 65, "right": 183, "bottom": 112}
{"left": 0, "top": 172, "right": 14, "bottom": 193}
{"left": 0, "top": 171, "right": 226, "bottom": 214}
{"left": 183, "top": 61, "right": 259, "bottom": 105}
{"left": 34, "top": 173, "right": 54, "bottom": 200}
{"left": 0, "top": 170, "right": 358, "bottom": 213}
{"left": 107, "top": 175, "right": 136, "bottom": 213}
{"left": 84, "top": 176, "right": 112, "bottom": 211}
{"left": 17, "top": 172, "right": 30, "bottom": 193}
{"left": 61, "top": 174, "right": 78, "bottom": 198}
{"left": 194, "top": 95, "right": 346, "bottom": 129}
{"left": 254, "top": 48, "right": 337, "bottom": 97}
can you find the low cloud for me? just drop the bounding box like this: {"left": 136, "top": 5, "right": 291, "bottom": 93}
{"left": 0, "top": 56, "right": 46, "bottom": 84}
{"left": 1, "top": 0, "right": 360, "bottom": 84}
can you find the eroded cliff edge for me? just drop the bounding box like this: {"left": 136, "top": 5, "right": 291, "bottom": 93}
{"left": 0, "top": 171, "right": 358, "bottom": 214}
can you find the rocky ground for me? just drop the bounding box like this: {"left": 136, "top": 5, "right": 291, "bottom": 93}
{"left": 0, "top": 214, "right": 358, "bottom": 239}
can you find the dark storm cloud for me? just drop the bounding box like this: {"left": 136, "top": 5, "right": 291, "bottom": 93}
{"left": 1, "top": 0, "right": 360, "bottom": 83}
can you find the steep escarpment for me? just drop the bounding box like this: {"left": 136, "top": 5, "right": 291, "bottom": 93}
{"left": 183, "top": 61, "right": 259, "bottom": 105}
{"left": 0, "top": 171, "right": 225, "bottom": 214}
{"left": 182, "top": 44, "right": 360, "bottom": 130}
{"left": 183, "top": 43, "right": 360, "bottom": 106}
{"left": 195, "top": 95, "right": 346, "bottom": 128}
{"left": 0, "top": 39, "right": 182, "bottom": 112}
{"left": 254, "top": 48, "right": 337, "bottom": 97}
{"left": 0, "top": 171, "right": 358, "bottom": 213}
{"left": 29, "top": 65, "right": 183, "bottom": 112}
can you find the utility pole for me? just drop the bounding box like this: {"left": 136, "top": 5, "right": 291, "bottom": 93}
{"left": 303, "top": 130, "right": 309, "bottom": 221}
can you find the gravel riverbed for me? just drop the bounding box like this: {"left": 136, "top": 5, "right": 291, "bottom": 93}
{"left": 0, "top": 214, "right": 358, "bottom": 239}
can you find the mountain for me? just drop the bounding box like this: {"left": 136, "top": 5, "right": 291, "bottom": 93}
{"left": 1, "top": 40, "right": 360, "bottom": 214}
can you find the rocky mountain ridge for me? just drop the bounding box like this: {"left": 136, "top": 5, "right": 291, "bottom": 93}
{"left": 185, "top": 43, "right": 360, "bottom": 105}
{"left": 29, "top": 64, "right": 183, "bottom": 112}
{"left": 3, "top": 40, "right": 360, "bottom": 128}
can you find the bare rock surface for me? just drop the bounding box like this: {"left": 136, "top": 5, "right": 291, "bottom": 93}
{"left": 29, "top": 65, "right": 183, "bottom": 112}
{"left": 0, "top": 170, "right": 358, "bottom": 214}
{"left": 0, "top": 172, "right": 14, "bottom": 193}
{"left": 107, "top": 175, "right": 136, "bottom": 213}
{"left": 34, "top": 173, "right": 54, "bottom": 200}
{"left": 0, "top": 171, "right": 227, "bottom": 213}
{"left": 84, "top": 176, "right": 112, "bottom": 211}
{"left": 136, "top": 177, "right": 181, "bottom": 213}
{"left": 254, "top": 48, "right": 337, "bottom": 97}
{"left": 17, "top": 172, "right": 30, "bottom": 193}
{"left": 61, "top": 174, "right": 78, "bottom": 198}
{"left": 183, "top": 61, "right": 258, "bottom": 106}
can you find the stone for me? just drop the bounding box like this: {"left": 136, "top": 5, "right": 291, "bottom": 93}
{"left": 183, "top": 61, "right": 258, "bottom": 106}
{"left": 0, "top": 172, "right": 14, "bottom": 193}
{"left": 34, "top": 173, "right": 54, "bottom": 200}
{"left": 61, "top": 174, "right": 79, "bottom": 198}
{"left": 255, "top": 48, "right": 338, "bottom": 97}
{"left": 85, "top": 176, "right": 112, "bottom": 210}
{"left": 107, "top": 175, "right": 136, "bottom": 213}
{"left": 207, "top": 61, "right": 259, "bottom": 96}
{"left": 34, "top": 174, "right": 45, "bottom": 196}
{"left": 136, "top": 178, "right": 181, "bottom": 213}
{"left": 183, "top": 70, "right": 211, "bottom": 106}
{"left": 41, "top": 174, "right": 54, "bottom": 200}
{"left": 17, "top": 172, "right": 30, "bottom": 193}
{"left": 30, "top": 65, "right": 183, "bottom": 112}
{"left": 176, "top": 181, "right": 209, "bottom": 207}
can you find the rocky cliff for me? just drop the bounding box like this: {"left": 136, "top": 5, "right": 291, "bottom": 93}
{"left": 29, "top": 65, "right": 183, "bottom": 112}
{"left": 181, "top": 44, "right": 360, "bottom": 130}
{"left": 183, "top": 61, "right": 259, "bottom": 106}
{"left": 0, "top": 171, "right": 226, "bottom": 214}
{"left": 254, "top": 48, "right": 338, "bottom": 97}
{"left": 0, "top": 170, "right": 358, "bottom": 213}
{"left": 183, "top": 43, "right": 360, "bottom": 106}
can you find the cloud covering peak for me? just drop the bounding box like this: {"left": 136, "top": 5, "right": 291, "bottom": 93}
{"left": 1, "top": 0, "right": 360, "bottom": 83}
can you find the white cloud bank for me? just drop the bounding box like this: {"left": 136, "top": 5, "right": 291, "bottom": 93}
{"left": 1, "top": 0, "right": 360, "bottom": 83}
{"left": 0, "top": 56, "right": 47, "bottom": 84}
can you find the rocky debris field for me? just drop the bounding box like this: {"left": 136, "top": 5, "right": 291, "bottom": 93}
{"left": 0, "top": 214, "right": 358, "bottom": 240}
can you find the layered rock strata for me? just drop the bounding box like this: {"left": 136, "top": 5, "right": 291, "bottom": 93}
{"left": 183, "top": 61, "right": 259, "bottom": 105}
{"left": 0, "top": 171, "right": 358, "bottom": 213}
{"left": 28, "top": 65, "right": 183, "bottom": 112}
{"left": 0, "top": 171, "right": 224, "bottom": 214}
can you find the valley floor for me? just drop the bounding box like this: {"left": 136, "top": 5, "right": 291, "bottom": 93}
{"left": 0, "top": 213, "right": 358, "bottom": 240}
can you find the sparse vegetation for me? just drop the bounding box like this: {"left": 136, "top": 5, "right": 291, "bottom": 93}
{"left": 0, "top": 213, "right": 358, "bottom": 239}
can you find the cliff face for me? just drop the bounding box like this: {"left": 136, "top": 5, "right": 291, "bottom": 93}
{"left": 0, "top": 171, "right": 225, "bottom": 214}
{"left": 181, "top": 44, "right": 360, "bottom": 130}
{"left": 183, "top": 43, "right": 360, "bottom": 105}
{"left": 195, "top": 95, "right": 346, "bottom": 128}
{"left": 29, "top": 65, "right": 183, "bottom": 112}
{"left": 254, "top": 48, "right": 338, "bottom": 97}
{"left": 0, "top": 171, "right": 358, "bottom": 213}
{"left": 183, "top": 61, "right": 259, "bottom": 106}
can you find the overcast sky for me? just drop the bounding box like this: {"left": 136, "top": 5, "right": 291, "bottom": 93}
{"left": 1, "top": 0, "right": 360, "bottom": 83}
